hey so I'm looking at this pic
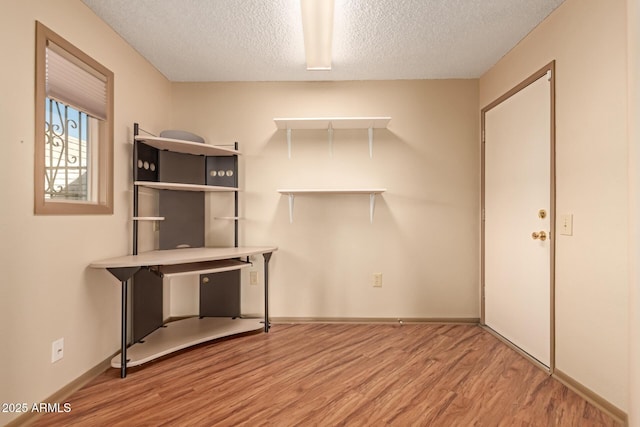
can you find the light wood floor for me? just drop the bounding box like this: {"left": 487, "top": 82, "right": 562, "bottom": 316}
{"left": 33, "top": 323, "right": 620, "bottom": 426}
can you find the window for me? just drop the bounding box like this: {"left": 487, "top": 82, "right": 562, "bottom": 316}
{"left": 35, "top": 21, "right": 113, "bottom": 214}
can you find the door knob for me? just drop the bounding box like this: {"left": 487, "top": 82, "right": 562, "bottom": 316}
{"left": 531, "top": 231, "right": 547, "bottom": 241}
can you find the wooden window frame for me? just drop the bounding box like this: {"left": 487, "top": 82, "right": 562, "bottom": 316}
{"left": 34, "top": 21, "right": 114, "bottom": 215}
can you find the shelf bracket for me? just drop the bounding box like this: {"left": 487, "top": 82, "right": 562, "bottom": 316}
{"left": 286, "top": 193, "right": 295, "bottom": 223}
{"left": 287, "top": 128, "right": 292, "bottom": 159}
{"left": 369, "top": 193, "right": 376, "bottom": 223}
{"left": 328, "top": 123, "right": 334, "bottom": 158}
{"left": 368, "top": 127, "right": 374, "bottom": 158}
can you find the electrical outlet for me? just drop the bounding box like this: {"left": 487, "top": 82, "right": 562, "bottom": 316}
{"left": 373, "top": 273, "right": 383, "bottom": 287}
{"left": 249, "top": 271, "right": 258, "bottom": 285}
{"left": 51, "top": 338, "right": 64, "bottom": 363}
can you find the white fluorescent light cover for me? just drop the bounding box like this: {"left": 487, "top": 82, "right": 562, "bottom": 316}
{"left": 300, "top": 0, "right": 334, "bottom": 70}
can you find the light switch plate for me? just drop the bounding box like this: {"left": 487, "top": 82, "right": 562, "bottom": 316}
{"left": 559, "top": 214, "right": 573, "bottom": 236}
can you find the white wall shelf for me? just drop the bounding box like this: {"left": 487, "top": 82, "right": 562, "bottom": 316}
{"left": 135, "top": 181, "right": 238, "bottom": 192}
{"left": 273, "top": 116, "right": 391, "bottom": 158}
{"left": 277, "top": 188, "right": 386, "bottom": 223}
{"left": 134, "top": 135, "right": 240, "bottom": 157}
{"left": 132, "top": 216, "right": 165, "bottom": 221}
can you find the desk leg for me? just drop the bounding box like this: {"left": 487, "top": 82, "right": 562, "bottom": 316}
{"left": 106, "top": 267, "right": 139, "bottom": 379}
{"left": 120, "top": 279, "right": 128, "bottom": 378}
{"left": 263, "top": 252, "right": 272, "bottom": 332}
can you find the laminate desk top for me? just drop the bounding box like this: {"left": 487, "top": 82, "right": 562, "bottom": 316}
{"left": 90, "top": 246, "right": 277, "bottom": 269}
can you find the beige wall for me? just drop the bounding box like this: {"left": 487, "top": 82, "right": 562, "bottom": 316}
{"left": 480, "top": 0, "right": 629, "bottom": 412}
{"left": 169, "top": 80, "right": 480, "bottom": 320}
{"left": 3, "top": 0, "right": 631, "bottom": 424}
{"left": 0, "top": 1, "right": 171, "bottom": 425}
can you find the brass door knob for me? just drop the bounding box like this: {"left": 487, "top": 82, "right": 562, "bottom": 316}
{"left": 531, "top": 231, "right": 547, "bottom": 241}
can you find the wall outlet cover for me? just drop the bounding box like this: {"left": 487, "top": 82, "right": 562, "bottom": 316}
{"left": 373, "top": 273, "right": 383, "bottom": 287}
{"left": 249, "top": 270, "right": 259, "bottom": 285}
{"left": 51, "top": 338, "right": 64, "bottom": 363}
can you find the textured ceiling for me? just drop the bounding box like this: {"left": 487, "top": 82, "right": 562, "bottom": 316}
{"left": 81, "top": 0, "right": 565, "bottom": 82}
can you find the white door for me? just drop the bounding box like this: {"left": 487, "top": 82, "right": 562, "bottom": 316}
{"left": 483, "top": 70, "right": 552, "bottom": 368}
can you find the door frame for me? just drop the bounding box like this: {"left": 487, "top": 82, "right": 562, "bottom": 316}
{"left": 480, "top": 60, "right": 556, "bottom": 372}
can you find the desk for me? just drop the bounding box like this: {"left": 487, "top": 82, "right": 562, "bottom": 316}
{"left": 90, "top": 246, "right": 277, "bottom": 377}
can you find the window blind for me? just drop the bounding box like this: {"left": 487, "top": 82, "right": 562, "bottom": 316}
{"left": 46, "top": 41, "right": 108, "bottom": 120}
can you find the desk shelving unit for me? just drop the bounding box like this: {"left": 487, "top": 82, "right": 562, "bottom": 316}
{"left": 90, "top": 247, "right": 276, "bottom": 372}
{"left": 91, "top": 124, "right": 276, "bottom": 377}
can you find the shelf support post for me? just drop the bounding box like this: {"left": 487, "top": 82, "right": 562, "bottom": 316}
{"left": 234, "top": 142, "right": 239, "bottom": 247}
{"left": 133, "top": 123, "right": 139, "bottom": 255}
{"left": 287, "top": 128, "right": 292, "bottom": 159}
{"left": 368, "top": 126, "right": 374, "bottom": 158}
{"left": 287, "top": 193, "right": 295, "bottom": 223}
{"left": 263, "top": 252, "right": 272, "bottom": 332}
{"left": 120, "top": 279, "right": 128, "bottom": 378}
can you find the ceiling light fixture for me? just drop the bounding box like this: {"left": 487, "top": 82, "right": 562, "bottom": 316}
{"left": 300, "top": 0, "right": 334, "bottom": 71}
